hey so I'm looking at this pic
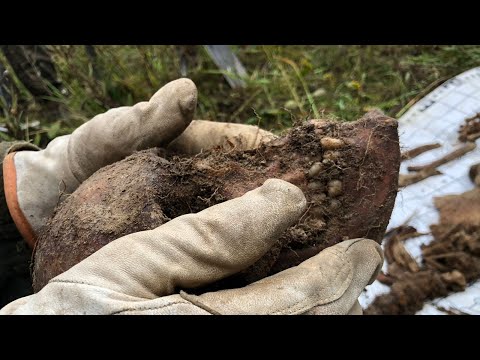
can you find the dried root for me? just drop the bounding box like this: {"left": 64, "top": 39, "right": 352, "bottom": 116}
{"left": 365, "top": 188, "right": 480, "bottom": 315}
{"left": 459, "top": 113, "right": 480, "bottom": 142}
{"left": 401, "top": 143, "right": 441, "bottom": 161}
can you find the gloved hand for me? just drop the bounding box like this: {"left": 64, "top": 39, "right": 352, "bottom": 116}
{"left": 2, "top": 78, "right": 274, "bottom": 248}
{"left": 1, "top": 78, "right": 383, "bottom": 314}
{"left": 1, "top": 179, "right": 383, "bottom": 315}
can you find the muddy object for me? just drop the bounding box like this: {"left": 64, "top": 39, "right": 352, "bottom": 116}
{"left": 364, "top": 268, "right": 470, "bottom": 315}
{"left": 32, "top": 111, "right": 400, "bottom": 292}
{"left": 367, "top": 119, "right": 480, "bottom": 315}
{"left": 383, "top": 226, "right": 420, "bottom": 273}
{"left": 470, "top": 163, "right": 480, "bottom": 186}
{"left": 365, "top": 224, "right": 480, "bottom": 315}
{"left": 435, "top": 188, "right": 480, "bottom": 227}
{"left": 459, "top": 113, "right": 480, "bottom": 142}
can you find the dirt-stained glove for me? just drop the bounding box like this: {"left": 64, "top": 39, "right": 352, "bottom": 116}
{"left": 2, "top": 78, "right": 273, "bottom": 248}
{"left": 167, "top": 119, "right": 275, "bottom": 155}
{"left": 0, "top": 179, "right": 383, "bottom": 315}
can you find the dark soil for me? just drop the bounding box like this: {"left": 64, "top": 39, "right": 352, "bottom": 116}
{"left": 32, "top": 110, "right": 400, "bottom": 292}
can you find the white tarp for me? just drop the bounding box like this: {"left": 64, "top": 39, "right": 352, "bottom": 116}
{"left": 359, "top": 67, "right": 480, "bottom": 315}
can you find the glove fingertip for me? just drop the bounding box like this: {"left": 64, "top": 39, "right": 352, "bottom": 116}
{"left": 343, "top": 238, "right": 384, "bottom": 285}
{"left": 262, "top": 178, "right": 307, "bottom": 218}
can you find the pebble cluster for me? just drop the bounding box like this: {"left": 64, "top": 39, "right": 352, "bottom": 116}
{"left": 305, "top": 136, "right": 346, "bottom": 229}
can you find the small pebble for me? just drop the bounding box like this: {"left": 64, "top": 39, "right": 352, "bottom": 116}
{"left": 307, "top": 218, "right": 326, "bottom": 229}
{"left": 311, "top": 193, "right": 327, "bottom": 203}
{"left": 321, "top": 137, "right": 345, "bottom": 150}
{"left": 323, "top": 150, "right": 341, "bottom": 161}
{"left": 329, "top": 199, "right": 342, "bottom": 211}
{"left": 308, "top": 206, "right": 325, "bottom": 218}
{"left": 328, "top": 180, "right": 343, "bottom": 197}
{"left": 308, "top": 162, "right": 323, "bottom": 178}
{"left": 308, "top": 181, "right": 323, "bottom": 191}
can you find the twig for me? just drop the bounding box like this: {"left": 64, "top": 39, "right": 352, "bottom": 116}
{"left": 401, "top": 143, "right": 441, "bottom": 161}
{"left": 377, "top": 271, "right": 395, "bottom": 285}
{"left": 386, "top": 237, "right": 420, "bottom": 273}
{"left": 397, "top": 231, "right": 429, "bottom": 242}
{"left": 466, "top": 131, "right": 480, "bottom": 142}
{"left": 407, "top": 142, "right": 476, "bottom": 172}
{"left": 434, "top": 305, "right": 469, "bottom": 315}
{"left": 230, "top": 88, "right": 262, "bottom": 121}
{"left": 459, "top": 113, "right": 480, "bottom": 142}
{"left": 399, "top": 168, "right": 442, "bottom": 187}
{"left": 383, "top": 225, "right": 421, "bottom": 273}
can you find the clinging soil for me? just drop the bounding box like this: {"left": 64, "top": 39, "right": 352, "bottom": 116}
{"left": 32, "top": 110, "right": 400, "bottom": 292}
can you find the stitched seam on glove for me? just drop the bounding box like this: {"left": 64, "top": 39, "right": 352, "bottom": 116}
{"left": 345, "top": 238, "right": 365, "bottom": 250}
{"left": 49, "top": 278, "right": 128, "bottom": 289}
{"left": 38, "top": 281, "right": 199, "bottom": 314}
{"left": 111, "top": 301, "right": 194, "bottom": 315}
{"left": 48, "top": 280, "right": 216, "bottom": 314}
{"left": 0, "top": 142, "right": 40, "bottom": 155}
{"left": 179, "top": 290, "right": 222, "bottom": 315}
{"left": 39, "top": 281, "right": 187, "bottom": 314}
{"left": 271, "top": 248, "right": 352, "bottom": 315}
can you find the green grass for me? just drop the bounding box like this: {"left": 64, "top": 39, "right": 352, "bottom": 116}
{"left": 2, "top": 45, "right": 480, "bottom": 146}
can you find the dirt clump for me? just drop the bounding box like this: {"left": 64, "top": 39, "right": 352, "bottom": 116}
{"left": 32, "top": 110, "right": 400, "bottom": 292}
{"left": 469, "top": 163, "right": 480, "bottom": 186}
{"left": 459, "top": 113, "right": 480, "bottom": 142}
{"left": 365, "top": 185, "right": 480, "bottom": 315}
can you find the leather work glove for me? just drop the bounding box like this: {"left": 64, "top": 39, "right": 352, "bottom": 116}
{"left": 2, "top": 78, "right": 274, "bottom": 248}
{"left": 1, "top": 179, "right": 383, "bottom": 315}
{"left": 1, "top": 78, "right": 383, "bottom": 314}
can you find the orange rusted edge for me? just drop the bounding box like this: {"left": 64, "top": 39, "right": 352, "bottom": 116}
{"left": 3, "top": 152, "right": 37, "bottom": 248}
